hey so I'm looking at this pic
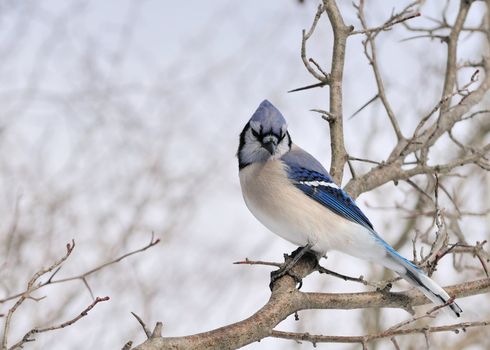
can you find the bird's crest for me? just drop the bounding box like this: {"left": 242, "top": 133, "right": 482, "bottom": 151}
{"left": 249, "top": 100, "right": 287, "bottom": 136}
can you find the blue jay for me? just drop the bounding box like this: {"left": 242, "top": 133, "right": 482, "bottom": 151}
{"left": 237, "top": 100, "right": 462, "bottom": 317}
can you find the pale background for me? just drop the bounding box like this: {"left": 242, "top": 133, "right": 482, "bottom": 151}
{"left": 0, "top": 1, "right": 488, "bottom": 349}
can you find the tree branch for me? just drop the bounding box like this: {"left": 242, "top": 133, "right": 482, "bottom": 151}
{"left": 1, "top": 241, "right": 75, "bottom": 350}
{"left": 132, "top": 2, "right": 490, "bottom": 349}
{"left": 356, "top": 0, "right": 410, "bottom": 141}
{"left": 322, "top": 0, "right": 352, "bottom": 184}
{"left": 271, "top": 320, "right": 490, "bottom": 347}
{"left": 439, "top": 0, "right": 472, "bottom": 113}
{"left": 343, "top": 0, "right": 488, "bottom": 199}
{"left": 0, "top": 234, "right": 160, "bottom": 304}
{"left": 133, "top": 252, "right": 490, "bottom": 350}
{"left": 301, "top": 4, "right": 330, "bottom": 83}
{"left": 8, "top": 296, "right": 110, "bottom": 350}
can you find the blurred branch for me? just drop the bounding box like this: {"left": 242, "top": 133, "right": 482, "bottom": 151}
{"left": 355, "top": 0, "right": 416, "bottom": 141}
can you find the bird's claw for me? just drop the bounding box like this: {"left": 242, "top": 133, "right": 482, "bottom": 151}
{"left": 376, "top": 282, "right": 393, "bottom": 294}
{"left": 269, "top": 268, "right": 303, "bottom": 290}
{"left": 269, "top": 244, "right": 314, "bottom": 290}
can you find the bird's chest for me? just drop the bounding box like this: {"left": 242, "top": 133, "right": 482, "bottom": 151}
{"left": 239, "top": 162, "right": 287, "bottom": 219}
{"left": 239, "top": 161, "right": 314, "bottom": 246}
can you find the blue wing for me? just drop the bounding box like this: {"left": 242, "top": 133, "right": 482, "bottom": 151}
{"left": 281, "top": 147, "right": 373, "bottom": 230}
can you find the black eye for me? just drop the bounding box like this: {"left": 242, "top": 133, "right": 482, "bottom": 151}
{"left": 278, "top": 132, "right": 285, "bottom": 141}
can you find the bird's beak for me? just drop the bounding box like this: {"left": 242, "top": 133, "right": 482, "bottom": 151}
{"left": 263, "top": 141, "right": 276, "bottom": 155}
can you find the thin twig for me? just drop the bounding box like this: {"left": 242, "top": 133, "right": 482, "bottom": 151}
{"left": 0, "top": 235, "right": 160, "bottom": 304}
{"left": 348, "top": 93, "right": 379, "bottom": 120}
{"left": 351, "top": 10, "right": 420, "bottom": 35}
{"left": 233, "top": 258, "right": 282, "bottom": 268}
{"left": 271, "top": 320, "right": 490, "bottom": 346}
{"left": 356, "top": 0, "right": 405, "bottom": 140}
{"left": 301, "top": 4, "right": 329, "bottom": 83}
{"left": 131, "top": 312, "right": 152, "bottom": 339}
{"left": 1, "top": 241, "right": 75, "bottom": 350}
{"left": 316, "top": 265, "right": 371, "bottom": 286}
{"left": 8, "top": 296, "right": 110, "bottom": 350}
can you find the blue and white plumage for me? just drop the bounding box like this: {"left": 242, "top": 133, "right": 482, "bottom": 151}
{"left": 237, "top": 100, "right": 462, "bottom": 317}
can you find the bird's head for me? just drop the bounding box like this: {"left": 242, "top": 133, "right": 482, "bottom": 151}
{"left": 238, "top": 100, "right": 291, "bottom": 169}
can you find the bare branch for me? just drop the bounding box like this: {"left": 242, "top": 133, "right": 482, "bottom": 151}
{"left": 356, "top": 0, "right": 405, "bottom": 140}
{"left": 301, "top": 5, "right": 329, "bottom": 83}
{"left": 322, "top": 0, "right": 353, "bottom": 183}
{"left": 1, "top": 241, "right": 75, "bottom": 350}
{"left": 8, "top": 296, "right": 110, "bottom": 350}
{"left": 439, "top": 0, "right": 473, "bottom": 113}
{"left": 350, "top": 10, "right": 420, "bottom": 36}
{"left": 348, "top": 93, "right": 379, "bottom": 120}
{"left": 233, "top": 258, "right": 281, "bottom": 268}
{"left": 132, "top": 312, "right": 152, "bottom": 339}
{"left": 133, "top": 251, "right": 490, "bottom": 350}
{"left": 0, "top": 235, "right": 160, "bottom": 304}
{"left": 131, "top": 2, "right": 490, "bottom": 349}
{"left": 270, "top": 320, "right": 490, "bottom": 347}
{"left": 316, "top": 265, "right": 371, "bottom": 286}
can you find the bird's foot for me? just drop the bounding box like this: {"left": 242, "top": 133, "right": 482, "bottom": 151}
{"left": 269, "top": 243, "right": 314, "bottom": 291}
{"left": 270, "top": 267, "right": 304, "bottom": 290}
{"left": 376, "top": 282, "right": 393, "bottom": 295}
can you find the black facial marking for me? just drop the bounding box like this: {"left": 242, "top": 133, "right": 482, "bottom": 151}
{"left": 278, "top": 131, "right": 285, "bottom": 142}
{"left": 237, "top": 122, "right": 292, "bottom": 170}
{"left": 237, "top": 123, "right": 251, "bottom": 169}
{"left": 251, "top": 124, "right": 263, "bottom": 138}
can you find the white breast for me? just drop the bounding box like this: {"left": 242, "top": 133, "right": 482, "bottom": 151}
{"left": 239, "top": 160, "right": 383, "bottom": 258}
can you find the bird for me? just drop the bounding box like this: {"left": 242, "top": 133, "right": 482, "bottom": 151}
{"left": 237, "top": 99, "right": 462, "bottom": 317}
